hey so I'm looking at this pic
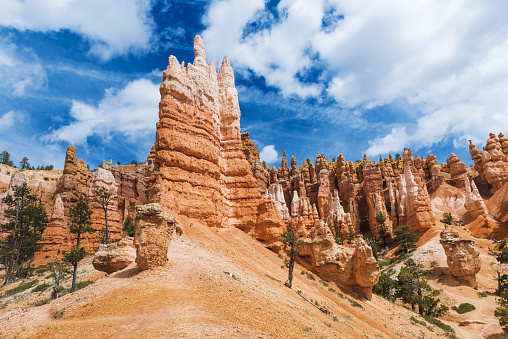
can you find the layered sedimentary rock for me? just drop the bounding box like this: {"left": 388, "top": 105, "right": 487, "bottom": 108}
{"left": 299, "top": 222, "right": 380, "bottom": 300}
{"left": 469, "top": 134, "right": 508, "bottom": 193}
{"left": 464, "top": 175, "right": 487, "bottom": 219}
{"left": 363, "top": 164, "right": 392, "bottom": 237}
{"left": 440, "top": 229, "right": 481, "bottom": 287}
{"left": 396, "top": 149, "right": 435, "bottom": 234}
{"left": 241, "top": 132, "right": 260, "bottom": 165}
{"left": 92, "top": 237, "right": 136, "bottom": 274}
{"left": 151, "top": 36, "right": 284, "bottom": 240}
{"left": 134, "top": 203, "right": 179, "bottom": 270}
{"left": 448, "top": 153, "right": 467, "bottom": 187}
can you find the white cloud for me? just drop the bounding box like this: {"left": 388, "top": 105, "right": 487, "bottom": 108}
{"left": 0, "top": 0, "right": 154, "bottom": 60}
{"left": 0, "top": 111, "right": 24, "bottom": 129}
{"left": 259, "top": 145, "right": 279, "bottom": 164}
{"left": 202, "top": 0, "right": 508, "bottom": 155}
{"left": 0, "top": 37, "right": 46, "bottom": 96}
{"left": 44, "top": 78, "right": 160, "bottom": 145}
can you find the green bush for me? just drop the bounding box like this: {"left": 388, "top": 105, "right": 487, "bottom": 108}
{"left": 500, "top": 239, "right": 507, "bottom": 250}
{"left": 74, "top": 280, "right": 93, "bottom": 291}
{"left": 456, "top": 303, "right": 476, "bottom": 314}
{"left": 477, "top": 292, "right": 488, "bottom": 298}
{"left": 33, "top": 283, "right": 51, "bottom": 293}
{"left": 34, "top": 298, "right": 50, "bottom": 307}
{"left": 422, "top": 315, "right": 456, "bottom": 334}
{"left": 3, "top": 280, "right": 39, "bottom": 297}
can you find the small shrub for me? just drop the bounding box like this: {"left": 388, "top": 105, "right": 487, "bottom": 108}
{"left": 332, "top": 315, "right": 338, "bottom": 322}
{"left": 430, "top": 260, "right": 438, "bottom": 268}
{"left": 422, "top": 315, "right": 455, "bottom": 334}
{"left": 328, "top": 287, "right": 336, "bottom": 293}
{"left": 500, "top": 239, "right": 507, "bottom": 250}
{"left": 319, "top": 280, "right": 329, "bottom": 287}
{"left": 410, "top": 316, "right": 426, "bottom": 326}
{"left": 74, "top": 280, "right": 93, "bottom": 291}
{"left": 456, "top": 303, "right": 476, "bottom": 314}
{"left": 477, "top": 292, "right": 487, "bottom": 298}
{"left": 34, "top": 298, "right": 50, "bottom": 307}
{"left": 33, "top": 283, "right": 51, "bottom": 293}
{"left": 53, "top": 309, "right": 64, "bottom": 319}
{"left": 3, "top": 280, "right": 39, "bottom": 297}
{"left": 348, "top": 299, "right": 363, "bottom": 308}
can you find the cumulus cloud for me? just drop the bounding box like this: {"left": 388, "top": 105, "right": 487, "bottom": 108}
{"left": 259, "top": 145, "right": 279, "bottom": 164}
{"left": 0, "top": 0, "right": 154, "bottom": 60}
{"left": 0, "top": 111, "right": 24, "bottom": 129}
{"left": 0, "top": 37, "right": 46, "bottom": 96}
{"left": 44, "top": 79, "right": 160, "bottom": 145}
{"left": 202, "top": 0, "right": 508, "bottom": 155}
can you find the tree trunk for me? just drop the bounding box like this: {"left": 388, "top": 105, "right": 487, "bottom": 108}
{"left": 104, "top": 206, "right": 109, "bottom": 245}
{"left": 71, "top": 262, "right": 77, "bottom": 293}
{"left": 52, "top": 269, "right": 60, "bottom": 299}
{"left": 285, "top": 247, "right": 296, "bottom": 288}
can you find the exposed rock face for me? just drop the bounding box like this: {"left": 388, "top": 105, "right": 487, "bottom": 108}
{"left": 92, "top": 237, "right": 136, "bottom": 274}
{"left": 134, "top": 203, "right": 179, "bottom": 270}
{"left": 448, "top": 153, "right": 467, "bottom": 187}
{"left": 299, "top": 226, "right": 380, "bottom": 300}
{"left": 255, "top": 199, "right": 284, "bottom": 251}
{"left": 89, "top": 168, "right": 122, "bottom": 243}
{"left": 440, "top": 229, "right": 481, "bottom": 287}
{"left": 469, "top": 134, "right": 508, "bottom": 193}
{"left": 363, "top": 164, "right": 391, "bottom": 237}
{"left": 396, "top": 149, "right": 435, "bottom": 234}
{"left": 317, "top": 168, "right": 331, "bottom": 220}
{"left": 252, "top": 162, "right": 269, "bottom": 194}
{"left": 464, "top": 175, "right": 487, "bottom": 219}
{"left": 241, "top": 132, "right": 260, "bottom": 165}
{"left": 265, "top": 183, "right": 290, "bottom": 223}
{"left": 152, "top": 35, "right": 284, "bottom": 237}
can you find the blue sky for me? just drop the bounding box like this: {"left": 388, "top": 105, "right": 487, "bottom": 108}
{"left": 1, "top": 0, "right": 508, "bottom": 169}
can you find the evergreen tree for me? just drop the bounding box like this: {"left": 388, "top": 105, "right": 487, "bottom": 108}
{"left": 0, "top": 183, "right": 48, "bottom": 284}
{"left": 332, "top": 214, "right": 344, "bottom": 245}
{"left": 19, "top": 157, "right": 30, "bottom": 169}
{"left": 373, "top": 269, "right": 396, "bottom": 301}
{"left": 375, "top": 211, "right": 388, "bottom": 245}
{"left": 347, "top": 224, "right": 355, "bottom": 244}
{"left": 396, "top": 259, "right": 448, "bottom": 316}
{"left": 64, "top": 197, "right": 93, "bottom": 293}
{"left": 49, "top": 260, "right": 66, "bottom": 299}
{"left": 95, "top": 187, "right": 114, "bottom": 244}
{"left": 493, "top": 247, "right": 508, "bottom": 294}
{"left": 280, "top": 225, "right": 303, "bottom": 288}
{"left": 393, "top": 225, "right": 419, "bottom": 254}
{"left": 440, "top": 212, "right": 455, "bottom": 228}
{"left": 0, "top": 150, "right": 13, "bottom": 166}
{"left": 123, "top": 216, "right": 135, "bottom": 237}
{"left": 496, "top": 289, "right": 508, "bottom": 333}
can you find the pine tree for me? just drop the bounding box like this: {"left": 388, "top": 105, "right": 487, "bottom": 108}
{"left": 347, "top": 224, "right": 355, "bottom": 244}
{"left": 496, "top": 289, "right": 508, "bottom": 332}
{"left": 375, "top": 211, "right": 388, "bottom": 245}
{"left": 64, "top": 197, "right": 92, "bottom": 293}
{"left": 19, "top": 157, "right": 30, "bottom": 169}
{"left": 95, "top": 187, "right": 114, "bottom": 244}
{"left": 393, "top": 225, "right": 419, "bottom": 254}
{"left": 0, "top": 183, "right": 48, "bottom": 284}
{"left": 281, "top": 225, "right": 303, "bottom": 288}
{"left": 0, "top": 151, "right": 13, "bottom": 166}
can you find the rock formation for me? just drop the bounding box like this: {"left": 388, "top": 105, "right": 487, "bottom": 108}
{"left": 440, "top": 228, "right": 481, "bottom": 287}
{"left": 448, "top": 153, "right": 467, "bottom": 187}
{"left": 464, "top": 175, "right": 487, "bottom": 219}
{"left": 92, "top": 237, "right": 136, "bottom": 274}
{"left": 469, "top": 134, "right": 508, "bottom": 193}
{"left": 363, "top": 164, "right": 391, "bottom": 237}
{"left": 241, "top": 132, "right": 260, "bottom": 164}
{"left": 151, "top": 35, "right": 284, "bottom": 239}
{"left": 299, "top": 223, "right": 380, "bottom": 300}
{"left": 134, "top": 203, "right": 179, "bottom": 270}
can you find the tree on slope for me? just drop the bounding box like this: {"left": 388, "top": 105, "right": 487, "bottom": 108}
{"left": 64, "top": 197, "right": 93, "bottom": 293}
{"left": 0, "top": 151, "right": 13, "bottom": 166}
{"left": 95, "top": 187, "right": 114, "bottom": 244}
{"left": 281, "top": 225, "right": 303, "bottom": 288}
{"left": 1, "top": 183, "right": 48, "bottom": 284}
{"left": 375, "top": 211, "right": 388, "bottom": 245}
{"left": 393, "top": 225, "right": 419, "bottom": 254}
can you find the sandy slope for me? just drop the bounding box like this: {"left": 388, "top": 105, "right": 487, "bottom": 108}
{"left": 0, "top": 217, "right": 469, "bottom": 339}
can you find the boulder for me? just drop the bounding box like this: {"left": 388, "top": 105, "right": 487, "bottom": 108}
{"left": 92, "top": 237, "right": 136, "bottom": 274}
{"left": 134, "top": 203, "right": 179, "bottom": 270}
{"left": 440, "top": 229, "right": 482, "bottom": 287}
